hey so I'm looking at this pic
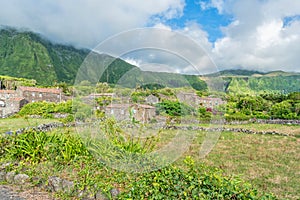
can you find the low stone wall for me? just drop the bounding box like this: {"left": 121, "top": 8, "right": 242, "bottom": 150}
{"left": 164, "top": 125, "right": 292, "bottom": 137}
{"left": 0, "top": 162, "right": 118, "bottom": 200}
{"left": 226, "top": 119, "right": 300, "bottom": 125}
{"left": 3, "top": 122, "right": 74, "bottom": 135}
{"left": 3, "top": 119, "right": 297, "bottom": 138}
{"left": 255, "top": 119, "right": 300, "bottom": 125}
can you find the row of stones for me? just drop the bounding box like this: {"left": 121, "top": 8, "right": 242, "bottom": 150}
{"left": 226, "top": 119, "right": 300, "bottom": 125}
{"left": 12, "top": 122, "right": 70, "bottom": 135}
{"left": 0, "top": 163, "right": 119, "bottom": 200}
{"left": 165, "top": 125, "right": 292, "bottom": 137}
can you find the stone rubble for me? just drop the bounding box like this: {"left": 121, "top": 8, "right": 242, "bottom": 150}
{"left": 0, "top": 165, "right": 113, "bottom": 199}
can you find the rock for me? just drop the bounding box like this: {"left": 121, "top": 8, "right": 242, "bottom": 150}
{"left": 110, "top": 188, "right": 120, "bottom": 199}
{"left": 0, "top": 171, "right": 6, "bottom": 182}
{"left": 48, "top": 176, "right": 62, "bottom": 192}
{"left": 77, "top": 190, "right": 85, "bottom": 198}
{"left": 0, "top": 162, "right": 11, "bottom": 171}
{"left": 81, "top": 197, "right": 95, "bottom": 200}
{"left": 14, "top": 174, "right": 30, "bottom": 184}
{"left": 62, "top": 179, "right": 74, "bottom": 193}
{"left": 95, "top": 191, "right": 109, "bottom": 200}
{"left": 77, "top": 189, "right": 94, "bottom": 200}
{"left": 5, "top": 171, "right": 16, "bottom": 183}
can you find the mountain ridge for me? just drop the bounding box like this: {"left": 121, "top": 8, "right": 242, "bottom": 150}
{"left": 205, "top": 69, "right": 300, "bottom": 77}
{"left": 0, "top": 26, "right": 299, "bottom": 93}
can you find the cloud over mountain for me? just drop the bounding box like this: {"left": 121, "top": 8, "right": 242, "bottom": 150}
{"left": 0, "top": 0, "right": 299, "bottom": 72}
{"left": 0, "top": 0, "right": 184, "bottom": 48}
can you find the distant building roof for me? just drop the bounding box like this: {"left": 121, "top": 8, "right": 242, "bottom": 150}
{"left": 199, "top": 97, "right": 223, "bottom": 101}
{"left": 106, "top": 104, "right": 131, "bottom": 108}
{"left": 0, "top": 90, "right": 16, "bottom": 94}
{"left": 88, "top": 93, "right": 115, "bottom": 97}
{"left": 137, "top": 104, "right": 155, "bottom": 109}
{"left": 106, "top": 104, "right": 155, "bottom": 109}
{"left": 178, "top": 92, "right": 196, "bottom": 95}
{"left": 18, "top": 86, "right": 61, "bottom": 94}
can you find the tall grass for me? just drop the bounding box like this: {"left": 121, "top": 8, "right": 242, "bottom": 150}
{"left": 3, "top": 129, "right": 90, "bottom": 164}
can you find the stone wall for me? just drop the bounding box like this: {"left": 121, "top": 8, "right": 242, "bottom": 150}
{"left": 226, "top": 119, "right": 300, "bottom": 125}
{"left": 164, "top": 125, "right": 293, "bottom": 137}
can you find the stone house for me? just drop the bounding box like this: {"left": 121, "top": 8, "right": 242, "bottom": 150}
{"left": 88, "top": 93, "right": 115, "bottom": 98}
{"left": 176, "top": 92, "right": 200, "bottom": 106}
{"left": 0, "top": 90, "right": 24, "bottom": 118}
{"left": 0, "top": 86, "right": 69, "bottom": 118}
{"left": 134, "top": 104, "right": 156, "bottom": 123}
{"left": 105, "top": 104, "right": 131, "bottom": 121}
{"left": 0, "top": 97, "right": 27, "bottom": 118}
{"left": 16, "top": 86, "right": 68, "bottom": 103}
{"left": 176, "top": 92, "right": 225, "bottom": 110}
{"left": 105, "top": 104, "right": 156, "bottom": 123}
{"left": 0, "top": 90, "right": 19, "bottom": 99}
{"left": 145, "top": 94, "right": 159, "bottom": 105}
{"left": 198, "top": 97, "right": 224, "bottom": 109}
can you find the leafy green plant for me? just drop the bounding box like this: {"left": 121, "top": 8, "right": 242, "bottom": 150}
{"left": 198, "top": 107, "right": 212, "bottom": 122}
{"left": 5, "top": 130, "right": 51, "bottom": 163}
{"left": 156, "top": 100, "right": 195, "bottom": 117}
{"left": 17, "top": 100, "right": 73, "bottom": 118}
{"left": 4, "top": 129, "right": 90, "bottom": 164}
{"left": 98, "top": 118, "right": 158, "bottom": 154}
{"left": 119, "top": 157, "right": 276, "bottom": 199}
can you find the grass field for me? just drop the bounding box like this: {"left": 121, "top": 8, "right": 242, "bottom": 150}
{"left": 198, "top": 131, "right": 299, "bottom": 199}
{"left": 0, "top": 118, "right": 59, "bottom": 133}
{"left": 119, "top": 126, "right": 300, "bottom": 199}
{"left": 0, "top": 118, "right": 299, "bottom": 199}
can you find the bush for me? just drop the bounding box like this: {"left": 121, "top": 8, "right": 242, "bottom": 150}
{"left": 156, "top": 100, "right": 195, "bottom": 116}
{"left": 4, "top": 130, "right": 90, "bottom": 164}
{"left": 225, "top": 112, "right": 252, "bottom": 121}
{"left": 253, "top": 111, "right": 270, "bottom": 119}
{"left": 198, "top": 107, "right": 212, "bottom": 121}
{"left": 18, "top": 100, "right": 73, "bottom": 117}
{"left": 119, "top": 157, "right": 275, "bottom": 199}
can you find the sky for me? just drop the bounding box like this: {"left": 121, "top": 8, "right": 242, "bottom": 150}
{"left": 0, "top": 0, "right": 300, "bottom": 74}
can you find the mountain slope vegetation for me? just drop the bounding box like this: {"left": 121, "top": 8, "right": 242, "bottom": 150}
{"left": 1, "top": 27, "right": 299, "bottom": 93}
{"left": 204, "top": 69, "right": 300, "bottom": 93}
{"left": 0, "top": 27, "right": 89, "bottom": 85}
{"left": 0, "top": 27, "right": 207, "bottom": 90}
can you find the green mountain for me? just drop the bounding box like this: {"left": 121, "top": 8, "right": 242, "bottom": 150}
{"left": 76, "top": 52, "right": 207, "bottom": 90}
{"left": 2, "top": 26, "right": 299, "bottom": 94}
{"left": 0, "top": 27, "right": 89, "bottom": 85}
{"left": 0, "top": 27, "right": 207, "bottom": 90}
{"left": 205, "top": 69, "right": 265, "bottom": 77}
{"left": 203, "top": 69, "right": 300, "bottom": 94}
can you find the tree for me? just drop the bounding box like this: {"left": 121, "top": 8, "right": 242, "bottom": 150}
{"left": 270, "top": 101, "right": 293, "bottom": 119}
{"left": 156, "top": 100, "right": 195, "bottom": 116}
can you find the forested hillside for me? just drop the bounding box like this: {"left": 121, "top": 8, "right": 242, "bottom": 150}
{"left": 0, "top": 27, "right": 207, "bottom": 90}
{"left": 203, "top": 70, "right": 300, "bottom": 93}
{"left": 226, "top": 76, "right": 300, "bottom": 94}
{"left": 0, "top": 27, "right": 89, "bottom": 85}
{"left": 1, "top": 27, "right": 299, "bottom": 93}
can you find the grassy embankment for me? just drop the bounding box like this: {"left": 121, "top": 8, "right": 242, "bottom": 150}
{"left": 0, "top": 118, "right": 59, "bottom": 133}
{"left": 0, "top": 118, "right": 298, "bottom": 199}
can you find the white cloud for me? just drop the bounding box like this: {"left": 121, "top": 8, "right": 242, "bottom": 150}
{"left": 0, "top": 0, "right": 184, "bottom": 48}
{"left": 180, "top": 22, "right": 212, "bottom": 52}
{"left": 124, "top": 58, "right": 142, "bottom": 67}
{"left": 200, "top": 0, "right": 225, "bottom": 14}
{"left": 1, "top": 0, "right": 300, "bottom": 73}
{"left": 94, "top": 25, "right": 217, "bottom": 75}
{"left": 208, "top": 0, "right": 300, "bottom": 72}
